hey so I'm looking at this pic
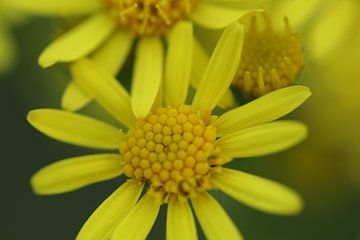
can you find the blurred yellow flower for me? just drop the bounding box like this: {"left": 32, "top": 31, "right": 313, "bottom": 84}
{"left": 28, "top": 23, "right": 310, "bottom": 240}
{"left": 9, "top": 0, "right": 263, "bottom": 114}
{"left": 0, "top": 1, "right": 26, "bottom": 74}
{"left": 233, "top": 12, "right": 302, "bottom": 97}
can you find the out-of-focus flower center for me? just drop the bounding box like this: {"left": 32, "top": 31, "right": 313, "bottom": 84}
{"left": 120, "top": 105, "right": 223, "bottom": 200}
{"left": 233, "top": 14, "right": 302, "bottom": 97}
{"left": 103, "top": 0, "right": 198, "bottom": 36}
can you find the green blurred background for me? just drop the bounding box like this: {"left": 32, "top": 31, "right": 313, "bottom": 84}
{"left": 1, "top": 1, "right": 360, "bottom": 239}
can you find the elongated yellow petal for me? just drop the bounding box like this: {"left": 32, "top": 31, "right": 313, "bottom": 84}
{"left": 39, "top": 13, "right": 115, "bottom": 68}
{"left": 132, "top": 37, "right": 164, "bottom": 118}
{"left": 192, "top": 22, "right": 244, "bottom": 112}
{"left": 0, "top": 24, "right": 16, "bottom": 74}
{"left": 190, "top": 2, "right": 258, "bottom": 29}
{"left": 71, "top": 58, "right": 135, "bottom": 127}
{"left": 165, "top": 21, "right": 193, "bottom": 106}
{"left": 309, "top": 0, "right": 355, "bottom": 60}
{"left": 61, "top": 82, "right": 91, "bottom": 111}
{"left": 191, "top": 38, "right": 235, "bottom": 109}
{"left": 192, "top": 192, "right": 243, "bottom": 240}
{"left": 27, "top": 109, "right": 125, "bottom": 149}
{"left": 214, "top": 86, "right": 311, "bottom": 137}
{"left": 77, "top": 181, "right": 144, "bottom": 240}
{"left": 167, "top": 197, "right": 197, "bottom": 240}
{"left": 91, "top": 30, "right": 134, "bottom": 75}
{"left": 112, "top": 194, "right": 161, "bottom": 240}
{"left": 207, "top": 0, "right": 268, "bottom": 8}
{"left": 218, "top": 121, "right": 307, "bottom": 158}
{"left": 4, "top": 0, "right": 101, "bottom": 16}
{"left": 31, "top": 154, "right": 123, "bottom": 195}
{"left": 212, "top": 168, "right": 303, "bottom": 215}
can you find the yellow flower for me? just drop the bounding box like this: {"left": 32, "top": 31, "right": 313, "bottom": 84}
{"left": 28, "top": 23, "right": 311, "bottom": 240}
{"left": 9, "top": 0, "right": 262, "bottom": 113}
{"left": 0, "top": 1, "right": 26, "bottom": 74}
{"left": 233, "top": 12, "right": 302, "bottom": 97}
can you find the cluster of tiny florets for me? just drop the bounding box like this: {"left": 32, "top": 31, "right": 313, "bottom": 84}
{"left": 120, "top": 105, "right": 222, "bottom": 199}
{"left": 233, "top": 15, "right": 302, "bottom": 97}
{"left": 104, "top": 0, "right": 198, "bottom": 35}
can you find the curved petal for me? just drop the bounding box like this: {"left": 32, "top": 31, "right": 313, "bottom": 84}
{"left": 77, "top": 181, "right": 144, "bottom": 240}
{"left": 39, "top": 13, "right": 115, "bottom": 68}
{"left": 192, "top": 192, "right": 243, "bottom": 240}
{"left": 205, "top": 0, "right": 268, "bottom": 8}
{"left": 190, "top": 2, "right": 260, "bottom": 29}
{"left": 112, "top": 193, "right": 161, "bottom": 240}
{"left": 27, "top": 109, "right": 125, "bottom": 149}
{"left": 132, "top": 37, "right": 164, "bottom": 118}
{"left": 167, "top": 197, "right": 197, "bottom": 240}
{"left": 3, "top": 0, "right": 101, "bottom": 16}
{"left": 61, "top": 82, "right": 92, "bottom": 111}
{"left": 217, "top": 121, "right": 307, "bottom": 158}
{"left": 192, "top": 22, "right": 244, "bottom": 112}
{"left": 71, "top": 58, "right": 135, "bottom": 127}
{"left": 214, "top": 86, "right": 311, "bottom": 137}
{"left": 31, "top": 154, "right": 123, "bottom": 195}
{"left": 212, "top": 168, "right": 303, "bottom": 215}
{"left": 165, "top": 21, "right": 194, "bottom": 106}
{"left": 91, "top": 29, "right": 134, "bottom": 75}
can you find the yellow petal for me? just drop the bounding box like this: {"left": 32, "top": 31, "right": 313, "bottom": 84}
{"left": 218, "top": 120, "right": 307, "bottom": 158}
{"left": 39, "top": 13, "right": 115, "bottom": 68}
{"left": 3, "top": 0, "right": 101, "bottom": 16}
{"left": 208, "top": 0, "right": 268, "bottom": 8}
{"left": 165, "top": 21, "right": 193, "bottom": 106}
{"left": 167, "top": 197, "right": 197, "bottom": 240}
{"left": 61, "top": 82, "right": 91, "bottom": 111}
{"left": 192, "top": 192, "right": 243, "bottom": 240}
{"left": 77, "top": 181, "right": 144, "bottom": 240}
{"left": 309, "top": 0, "right": 356, "bottom": 60}
{"left": 191, "top": 38, "right": 235, "bottom": 109}
{"left": 132, "top": 37, "right": 164, "bottom": 118}
{"left": 112, "top": 194, "right": 161, "bottom": 240}
{"left": 0, "top": 24, "right": 16, "bottom": 74}
{"left": 190, "top": 2, "right": 259, "bottom": 29}
{"left": 91, "top": 30, "right": 134, "bottom": 75}
{"left": 212, "top": 168, "right": 303, "bottom": 215}
{"left": 27, "top": 109, "right": 125, "bottom": 149}
{"left": 214, "top": 86, "right": 311, "bottom": 137}
{"left": 192, "top": 22, "right": 244, "bottom": 112}
{"left": 71, "top": 58, "right": 135, "bottom": 127}
{"left": 31, "top": 154, "right": 123, "bottom": 195}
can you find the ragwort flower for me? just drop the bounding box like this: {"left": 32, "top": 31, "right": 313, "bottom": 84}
{"left": 10, "top": 0, "right": 262, "bottom": 114}
{"left": 28, "top": 23, "right": 311, "bottom": 240}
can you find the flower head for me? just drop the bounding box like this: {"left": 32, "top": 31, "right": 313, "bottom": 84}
{"left": 28, "top": 23, "right": 311, "bottom": 239}
{"left": 10, "top": 0, "right": 261, "bottom": 113}
{"left": 233, "top": 12, "right": 302, "bottom": 97}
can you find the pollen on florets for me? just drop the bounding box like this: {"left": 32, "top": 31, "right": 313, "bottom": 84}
{"left": 103, "top": 0, "right": 199, "bottom": 36}
{"left": 233, "top": 13, "right": 302, "bottom": 97}
{"left": 119, "top": 105, "right": 223, "bottom": 200}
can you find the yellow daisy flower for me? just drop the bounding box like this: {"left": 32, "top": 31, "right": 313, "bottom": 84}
{"left": 232, "top": 12, "right": 302, "bottom": 97}
{"left": 28, "top": 23, "right": 311, "bottom": 240}
{"left": 0, "top": 1, "right": 26, "bottom": 74}
{"left": 9, "top": 0, "right": 263, "bottom": 114}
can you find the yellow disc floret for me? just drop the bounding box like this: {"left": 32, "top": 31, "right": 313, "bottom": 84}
{"left": 233, "top": 13, "right": 302, "bottom": 97}
{"left": 120, "top": 105, "right": 223, "bottom": 200}
{"left": 104, "top": 0, "right": 198, "bottom": 36}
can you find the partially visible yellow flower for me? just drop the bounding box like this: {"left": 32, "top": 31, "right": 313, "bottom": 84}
{"left": 28, "top": 23, "right": 311, "bottom": 239}
{"left": 232, "top": 12, "right": 302, "bottom": 97}
{"left": 9, "top": 0, "right": 263, "bottom": 114}
{"left": 0, "top": 1, "right": 26, "bottom": 74}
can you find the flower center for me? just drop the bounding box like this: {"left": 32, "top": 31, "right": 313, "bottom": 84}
{"left": 233, "top": 14, "right": 302, "bottom": 97}
{"left": 120, "top": 105, "right": 222, "bottom": 200}
{"left": 103, "top": 0, "right": 198, "bottom": 36}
